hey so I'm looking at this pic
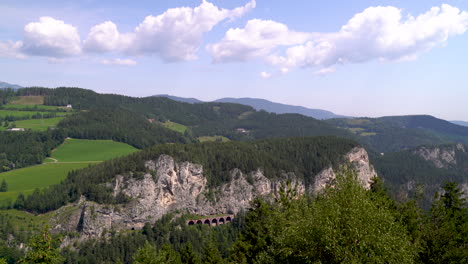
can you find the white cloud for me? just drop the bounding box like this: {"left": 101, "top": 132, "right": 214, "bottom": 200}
{"left": 0, "top": 41, "right": 25, "bottom": 59}
{"left": 84, "top": 0, "right": 256, "bottom": 62}
{"left": 1, "top": 1, "right": 255, "bottom": 62}
{"left": 84, "top": 21, "right": 125, "bottom": 53}
{"left": 313, "top": 67, "right": 336, "bottom": 76}
{"left": 260, "top": 71, "right": 272, "bottom": 79}
{"left": 21, "top": 17, "right": 81, "bottom": 57}
{"left": 210, "top": 4, "right": 468, "bottom": 74}
{"left": 207, "top": 19, "right": 311, "bottom": 63}
{"left": 101, "top": 58, "right": 137, "bottom": 66}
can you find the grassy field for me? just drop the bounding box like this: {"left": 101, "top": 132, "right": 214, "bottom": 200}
{"left": 0, "top": 163, "right": 90, "bottom": 206}
{"left": 9, "top": 96, "right": 44, "bottom": 105}
{"left": 1, "top": 104, "right": 61, "bottom": 111}
{"left": 50, "top": 138, "right": 138, "bottom": 162}
{"left": 0, "top": 110, "right": 71, "bottom": 119}
{"left": 0, "top": 117, "right": 64, "bottom": 131}
{"left": 163, "top": 121, "right": 188, "bottom": 133}
{"left": 198, "top": 136, "right": 230, "bottom": 142}
{"left": 0, "top": 139, "right": 138, "bottom": 206}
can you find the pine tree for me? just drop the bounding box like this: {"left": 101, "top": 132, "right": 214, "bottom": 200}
{"left": 20, "top": 226, "right": 63, "bottom": 264}
{"left": 0, "top": 179, "right": 7, "bottom": 192}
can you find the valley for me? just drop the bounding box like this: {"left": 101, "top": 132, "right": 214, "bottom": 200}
{"left": 0, "top": 87, "right": 467, "bottom": 263}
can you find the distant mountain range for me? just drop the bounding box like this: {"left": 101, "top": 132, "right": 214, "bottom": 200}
{"left": 154, "top": 94, "right": 203, "bottom": 104}
{"left": 451, "top": 120, "right": 468, "bottom": 127}
{"left": 0, "top": 81, "right": 22, "bottom": 90}
{"left": 154, "top": 95, "right": 348, "bottom": 120}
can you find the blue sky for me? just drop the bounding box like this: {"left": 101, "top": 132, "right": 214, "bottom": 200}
{"left": 1, "top": 0, "right": 468, "bottom": 120}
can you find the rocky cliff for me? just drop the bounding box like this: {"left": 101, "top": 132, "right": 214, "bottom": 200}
{"left": 413, "top": 144, "right": 465, "bottom": 169}
{"left": 51, "top": 147, "right": 377, "bottom": 238}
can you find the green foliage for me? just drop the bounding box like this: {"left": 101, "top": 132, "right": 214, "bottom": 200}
{"left": 0, "top": 130, "right": 66, "bottom": 172}
{"left": 235, "top": 168, "right": 418, "bottom": 263}
{"left": 58, "top": 108, "right": 189, "bottom": 149}
{"left": 420, "top": 182, "right": 468, "bottom": 263}
{"left": 0, "top": 180, "right": 7, "bottom": 192}
{"left": 20, "top": 87, "right": 354, "bottom": 143}
{"left": 372, "top": 144, "right": 468, "bottom": 208}
{"left": 20, "top": 226, "right": 63, "bottom": 264}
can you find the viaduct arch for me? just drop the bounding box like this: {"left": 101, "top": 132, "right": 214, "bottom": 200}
{"left": 186, "top": 215, "right": 234, "bottom": 226}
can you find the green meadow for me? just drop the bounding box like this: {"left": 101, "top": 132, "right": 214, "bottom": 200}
{"left": 198, "top": 136, "right": 230, "bottom": 142}
{"left": 49, "top": 138, "right": 138, "bottom": 162}
{"left": 0, "top": 117, "right": 64, "bottom": 131}
{"left": 1, "top": 104, "right": 61, "bottom": 111}
{"left": 163, "top": 121, "right": 188, "bottom": 133}
{"left": 0, "top": 139, "right": 138, "bottom": 206}
{"left": 0, "top": 110, "right": 71, "bottom": 119}
{"left": 0, "top": 163, "right": 90, "bottom": 206}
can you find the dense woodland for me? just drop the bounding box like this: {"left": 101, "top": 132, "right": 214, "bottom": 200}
{"left": 1, "top": 171, "right": 466, "bottom": 263}
{"left": 17, "top": 87, "right": 354, "bottom": 142}
{"left": 327, "top": 116, "right": 468, "bottom": 152}
{"left": 0, "top": 130, "right": 66, "bottom": 172}
{"left": 57, "top": 109, "right": 190, "bottom": 149}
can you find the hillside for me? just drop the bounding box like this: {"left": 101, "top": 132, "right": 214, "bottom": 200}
{"left": 17, "top": 87, "right": 354, "bottom": 143}
{"left": 0, "top": 139, "right": 138, "bottom": 207}
{"left": 215, "top": 97, "right": 348, "bottom": 119}
{"left": 153, "top": 94, "right": 203, "bottom": 104}
{"left": 372, "top": 143, "right": 468, "bottom": 208}
{"left": 154, "top": 95, "right": 348, "bottom": 119}
{"left": 327, "top": 115, "right": 468, "bottom": 153}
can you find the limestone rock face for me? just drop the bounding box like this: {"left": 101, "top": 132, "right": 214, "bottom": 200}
{"left": 56, "top": 147, "right": 377, "bottom": 238}
{"left": 313, "top": 147, "right": 377, "bottom": 193}
{"left": 413, "top": 145, "right": 465, "bottom": 169}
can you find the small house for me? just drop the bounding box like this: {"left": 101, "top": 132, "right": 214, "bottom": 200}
{"left": 66, "top": 104, "right": 72, "bottom": 109}
{"left": 7, "top": 128, "right": 25, "bottom": 132}
{"left": 236, "top": 128, "right": 249, "bottom": 133}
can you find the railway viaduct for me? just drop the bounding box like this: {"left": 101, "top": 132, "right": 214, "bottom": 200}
{"left": 186, "top": 215, "right": 234, "bottom": 226}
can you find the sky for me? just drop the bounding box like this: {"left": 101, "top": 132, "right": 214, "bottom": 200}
{"left": 1, "top": 0, "right": 468, "bottom": 120}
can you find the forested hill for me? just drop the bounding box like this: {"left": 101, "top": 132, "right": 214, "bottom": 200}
{"left": 372, "top": 143, "right": 468, "bottom": 208}
{"left": 214, "top": 97, "right": 348, "bottom": 119}
{"left": 20, "top": 136, "right": 358, "bottom": 213}
{"left": 18, "top": 87, "right": 354, "bottom": 141}
{"left": 327, "top": 115, "right": 468, "bottom": 153}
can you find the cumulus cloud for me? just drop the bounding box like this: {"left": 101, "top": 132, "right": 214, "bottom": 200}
{"left": 101, "top": 58, "right": 137, "bottom": 66}
{"left": 84, "top": 21, "right": 127, "bottom": 53}
{"left": 21, "top": 17, "right": 81, "bottom": 57}
{"left": 209, "top": 4, "right": 468, "bottom": 74}
{"left": 84, "top": 0, "right": 256, "bottom": 62}
{"left": 207, "top": 19, "right": 311, "bottom": 63}
{"left": 1, "top": 1, "right": 255, "bottom": 62}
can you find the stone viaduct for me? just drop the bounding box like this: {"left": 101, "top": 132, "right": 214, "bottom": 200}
{"left": 186, "top": 215, "right": 234, "bottom": 226}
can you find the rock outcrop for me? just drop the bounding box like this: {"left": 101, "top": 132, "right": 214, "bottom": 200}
{"left": 53, "top": 147, "right": 377, "bottom": 238}
{"left": 413, "top": 144, "right": 465, "bottom": 169}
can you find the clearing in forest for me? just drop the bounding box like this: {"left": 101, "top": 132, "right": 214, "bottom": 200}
{"left": 0, "top": 139, "right": 138, "bottom": 206}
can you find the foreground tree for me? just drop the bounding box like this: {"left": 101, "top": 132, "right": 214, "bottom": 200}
{"left": 234, "top": 168, "right": 419, "bottom": 263}
{"left": 133, "top": 241, "right": 181, "bottom": 264}
{"left": 420, "top": 182, "right": 468, "bottom": 263}
{"left": 20, "top": 227, "right": 63, "bottom": 264}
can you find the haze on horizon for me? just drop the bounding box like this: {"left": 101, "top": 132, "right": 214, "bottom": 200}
{"left": 1, "top": 0, "right": 467, "bottom": 120}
